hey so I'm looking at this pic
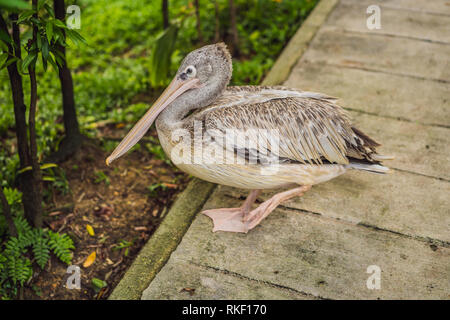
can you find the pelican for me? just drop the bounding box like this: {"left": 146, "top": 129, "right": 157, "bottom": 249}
{"left": 106, "top": 43, "right": 391, "bottom": 233}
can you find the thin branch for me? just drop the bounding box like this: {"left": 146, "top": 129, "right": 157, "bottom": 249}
{"left": 194, "top": 0, "right": 203, "bottom": 43}
{"left": 49, "top": 0, "right": 82, "bottom": 162}
{"left": 214, "top": 0, "right": 220, "bottom": 42}
{"left": 228, "top": 0, "right": 239, "bottom": 56}
{"left": 0, "top": 12, "right": 30, "bottom": 166}
{"left": 162, "top": 0, "right": 169, "bottom": 29}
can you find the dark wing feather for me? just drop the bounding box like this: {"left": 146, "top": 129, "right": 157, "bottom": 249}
{"left": 187, "top": 86, "right": 381, "bottom": 165}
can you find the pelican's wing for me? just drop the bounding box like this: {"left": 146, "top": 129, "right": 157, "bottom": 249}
{"left": 189, "top": 86, "right": 380, "bottom": 165}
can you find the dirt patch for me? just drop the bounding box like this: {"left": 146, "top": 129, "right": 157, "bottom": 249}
{"left": 24, "top": 129, "right": 189, "bottom": 299}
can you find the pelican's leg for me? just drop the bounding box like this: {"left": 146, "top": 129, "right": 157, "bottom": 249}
{"left": 202, "top": 190, "right": 261, "bottom": 233}
{"left": 243, "top": 185, "right": 312, "bottom": 231}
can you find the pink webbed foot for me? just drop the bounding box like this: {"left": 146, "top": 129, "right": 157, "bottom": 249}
{"left": 202, "top": 207, "right": 250, "bottom": 233}
{"left": 202, "top": 186, "right": 312, "bottom": 233}
{"left": 202, "top": 189, "right": 261, "bottom": 233}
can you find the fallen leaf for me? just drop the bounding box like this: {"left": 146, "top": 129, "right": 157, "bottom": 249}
{"left": 180, "top": 287, "right": 196, "bottom": 296}
{"left": 86, "top": 224, "right": 95, "bottom": 236}
{"left": 83, "top": 251, "right": 96, "bottom": 268}
{"left": 162, "top": 183, "right": 178, "bottom": 189}
{"left": 91, "top": 277, "right": 107, "bottom": 293}
{"left": 94, "top": 204, "right": 114, "bottom": 218}
{"left": 48, "top": 218, "right": 65, "bottom": 231}
{"left": 49, "top": 211, "right": 63, "bottom": 216}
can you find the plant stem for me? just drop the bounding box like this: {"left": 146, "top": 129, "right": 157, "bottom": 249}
{"left": 194, "top": 0, "right": 203, "bottom": 43}
{"left": 214, "top": 0, "right": 220, "bottom": 42}
{"left": 162, "top": 0, "right": 169, "bottom": 29}
{"left": 0, "top": 13, "right": 30, "bottom": 166}
{"left": 49, "top": 0, "right": 82, "bottom": 162}
{"left": 27, "top": 0, "right": 43, "bottom": 228}
{"left": 228, "top": 0, "right": 239, "bottom": 56}
{"left": 0, "top": 12, "right": 39, "bottom": 224}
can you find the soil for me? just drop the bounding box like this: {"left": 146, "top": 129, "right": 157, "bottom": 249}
{"left": 23, "top": 127, "right": 189, "bottom": 300}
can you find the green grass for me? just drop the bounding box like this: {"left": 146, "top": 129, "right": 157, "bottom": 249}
{"left": 0, "top": 0, "right": 318, "bottom": 185}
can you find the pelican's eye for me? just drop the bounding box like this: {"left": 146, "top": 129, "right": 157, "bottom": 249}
{"left": 185, "top": 66, "right": 196, "bottom": 77}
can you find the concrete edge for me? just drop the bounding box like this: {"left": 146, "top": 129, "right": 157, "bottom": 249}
{"left": 109, "top": 0, "right": 338, "bottom": 300}
{"left": 109, "top": 179, "right": 216, "bottom": 300}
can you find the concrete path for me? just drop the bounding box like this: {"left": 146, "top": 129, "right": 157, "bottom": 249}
{"left": 141, "top": 0, "right": 450, "bottom": 299}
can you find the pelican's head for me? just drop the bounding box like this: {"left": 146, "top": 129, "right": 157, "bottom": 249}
{"left": 106, "top": 43, "right": 232, "bottom": 166}
{"left": 176, "top": 42, "right": 232, "bottom": 90}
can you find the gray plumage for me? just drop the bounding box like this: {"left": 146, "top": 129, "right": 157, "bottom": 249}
{"left": 107, "top": 42, "right": 392, "bottom": 232}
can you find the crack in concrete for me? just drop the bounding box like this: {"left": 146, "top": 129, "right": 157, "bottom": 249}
{"left": 223, "top": 193, "right": 450, "bottom": 249}
{"left": 340, "top": 28, "right": 450, "bottom": 46}
{"left": 320, "top": 61, "right": 450, "bottom": 85}
{"left": 188, "top": 261, "right": 328, "bottom": 300}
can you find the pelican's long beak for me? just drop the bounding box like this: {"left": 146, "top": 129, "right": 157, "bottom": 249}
{"left": 106, "top": 77, "right": 201, "bottom": 166}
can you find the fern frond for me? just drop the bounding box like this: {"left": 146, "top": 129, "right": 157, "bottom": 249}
{"left": 4, "top": 237, "right": 26, "bottom": 258}
{"left": 32, "top": 230, "right": 50, "bottom": 269}
{"left": 6, "top": 255, "right": 32, "bottom": 285}
{"left": 13, "top": 216, "right": 32, "bottom": 236}
{"left": 48, "top": 231, "right": 74, "bottom": 265}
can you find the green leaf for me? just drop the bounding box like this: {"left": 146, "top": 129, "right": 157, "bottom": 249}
{"left": 53, "top": 19, "right": 67, "bottom": 29}
{"left": 52, "top": 47, "right": 65, "bottom": 66}
{"left": 42, "top": 176, "right": 55, "bottom": 182}
{"left": 67, "top": 29, "right": 87, "bottom": 45}
{"left": 17, "top": 166, "right": 32, "bottom": 174}
{"left": 91, "top": 278, "right": 107, "bottom": 293}
{"left": 0, "top": 0, "right": 30, "bottom": 10}
{"left": 3, "top": 56, "right": 18, "bottom": 69}
{"left": 21, "top": 51, "right": 37, "bottom": 72}
{"left": 41, "top": 38, "right": 49, "bottom": 59}
{"left": 32, "top": 229, "right": 50, "bottom": 269}
{"left": 43, "top": 3, "right": 54, "bottom": 17}
{"left": 53, "top": 27, "right": 64, "bottom": 43}
{"left": 45, "top": 21, "right": 53, "bottom": 41}
{"left": 16, "top": 59, "right": 28, "bottom": 76}
{"left": 48, "top": 231, "right": 74, "bottom": 265}
{"left": 17, "top": 10, "right": 35, "bottom": 24}
{"left": 0, "top": 53, "right": 8, "bottom": 68}
{"left": 0, "top": 39, "right": 8, "bottom": 51}
{"left": 41, "top": 54, "right": 47, "bottom": 71}
{"left": 36, "top": 33, "right": 42, "bottom": 49}
{"left": 150, "top": 24, "right": 179, "bottom": 87}
{"left": 37, "top": 0, "right": 46, "bottom": 11}
{"left": 47, "top": 52, "right": 58, "bottom": 71}
{"left": 40, "top": 163, "right": 57, "bottom": 170}
{"left": 0, "top": 29, "right": 12, "bottom": 45}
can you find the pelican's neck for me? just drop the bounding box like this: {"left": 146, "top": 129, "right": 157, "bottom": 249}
{"left": 156, "top": 77, "right": 228, "bottom": 132}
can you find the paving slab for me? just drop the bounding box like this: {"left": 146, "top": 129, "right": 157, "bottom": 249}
{"left": 144, "top": 193, "right": 449, "bottom": 300}
{"left": 285, "top": 62, "right": 450, "bottom": 127}
{"left": 341, "top": 0, "right": 450, "bottom": 16}
{"left": 328, "top": 1, "right": 450, "bottom": 43}
{"left": 302, "top": 26, "right": 450, "bottom": 81}
{"left": 347, "top": 111, "right": 450, "bottom": 180}
{"left": 142, "top": 260, "right": 315, "bottom": 300}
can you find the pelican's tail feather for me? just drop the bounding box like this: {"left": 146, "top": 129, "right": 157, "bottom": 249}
{"left": 347, "top": 162, "right": 390, "bottom": 174}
